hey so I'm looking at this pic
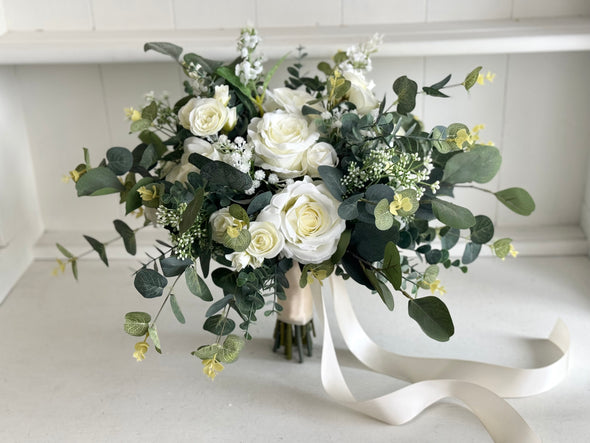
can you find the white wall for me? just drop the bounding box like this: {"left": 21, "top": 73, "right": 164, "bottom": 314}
{"left": 1, "top": 0, "right": 589, "bottom": 31}
{"left": 0, "top": 66, "right": 43, "bottom": 301}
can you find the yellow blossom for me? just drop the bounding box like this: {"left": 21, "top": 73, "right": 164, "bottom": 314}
{"left": 51, "top": 258, "right": 67, "bottom": 276}
{"left": 202, "top": 355, "right": 224, "bottom": 380}
{"left": 476, "top": 71, "right": 496, "bottom": 85}
{"left": 509, "top": 244, "right": 518, "bottom": 258}
{"left": 389, "top": 194, "right": 412, "bottom": 216}
{"left": 133, "top": 341, "right": 149, "bottom": 362}
{"left": 452, "top": 128, "right": 471, "bottom": 149}
{"left": 137, "top": 185, "right": 159, "bottom": 201}
{"left": 132, "top": 207, "right": 144, "bottom": 219}
{"left": 61, "top": 174, "right": 71, "bottom": 183}
{"left": 226, "top": 219, "right": 247, "bottom": 239}
{"left": 124, "top": 107, "right": 142, "bottom": 122}
{"left": 69, "top": 167, "right": 87, "bottom": 183}
{"left": 429, "top": 279, "right": 447, "bottom": 295}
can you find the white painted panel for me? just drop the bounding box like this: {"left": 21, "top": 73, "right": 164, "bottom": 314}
{"left": 15, "top": 64, "right": 119, "bottom": 231}
{"left": 256, "top": 0, "right": 340, "bottom": 27}
{"left": 342, "top": 0, "right": 426, "bottom": 25}
{"left": 0, "top": 1, "right": 6, "bottom": 35}
{"left": 0, "top": 66, "right": 43, "bottom": 301}
{"left": 3, "top": 0, "right": 92, "bottom": 31}
{"left": 423, "top": 55, "right": 508, "bottom": 221}
{"left": 100, "top": 62, "right": 183, "bottom": 149}
{"left": 499, "top": 52, "right": 590, "bottom": 227}
{"left": 91, "top": 0, "right": 174, "bottom": 30}
{"left": 513, "top": 0, "right": 590, "bottom": 18}
{"left": 426, "top": 0, "right": 512, "bottom": 22}
{"left": 173, "top": 0, "right": 256, "bottom": 29}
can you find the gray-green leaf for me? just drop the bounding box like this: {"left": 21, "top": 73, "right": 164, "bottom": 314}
{"left": 185, "top": 266, "right": 213, "bottom": 301}
{"left": 134, "top": 268, "right": 168, "bottom": 298}
{"left": 408, "top": 296, "right": 454, "bottom": 341}
{"left": 124, "top": 312, "right": 151, "bottom": 337}
{"left": 431, "top": 199, "right": 476, "bottom": 229}
{"left": 169, "top": 294, "right": 186, "bottom": 324}
{"left": 495, "top": 188, "right": 535, "bottom": 216}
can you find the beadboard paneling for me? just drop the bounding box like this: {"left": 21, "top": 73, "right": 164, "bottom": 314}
{"left": 91, "top": 0, "right": 174, "bottom": 31}
{"left": 512, "top": 0, "right": 590, "bottom": 19}
{"left": 3, "top": 0, "right": 92, "bottom": 31}
{"left": 499, "top": 52, "right": 590, "bottom": 227}
{"left": 15, "top": 64, "right": 119, "bottom": 231}
{"left": 173, "top": 0, "right": 256, "bottom": 30}
{"left": 341, "top": 0, "right": 426, "bottom": 25}
{"left": 426, "top": 0, "right": 512, "bottom": 22}
{"left": 255, "top": 0, "right": 341, "bottom": 27}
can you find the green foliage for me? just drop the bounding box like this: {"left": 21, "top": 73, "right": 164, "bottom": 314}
{"left": 318, "top": 165, "right": 346, "bottom": 201}
{"left": 492, "top": 238, "right": 512, "bottom": 259}
{"left": 106, "top": 147, "right": 133, "bottom": 175}
{"left": 183, "top": 53, "right": 223, "bottom": 75}
{"left": 83, "top": 235, "right": 108, "bottom": 266}
{"left": 144, "top": 42, "right": 183, "bottom": 61}
{"left": 442, "top": 145, "right": 502, "bottom": 184}
{"left": 495, "top": 188, "right": 535, "bottom": 216}
{"left": 169, "top": 294, "right": 186, "bottom": 324}
{"left": 124, "top": 312, "right": 151, "bottom": 336}
{"left": 462, "top": 242, "right": 482, "bottom": 264}
{"left": 362, "top": 266, "right": 394, "bottom": 310}
{"left": 374, "top": 198, "right": 394, "bottom": 230}
{"left": 200, "top": 160, "right": 253, "bottom": 191}
{"left": 125, "top": 177, "right": 155, "bottom": 214}
{"left": 76, "top": 167, "right": 125, "bottom": 197}
{"left": 56, "top": 243, "right": 74, "bottom": 259}
{"left": 330, "top": 230, "right": 351, "bottom": 265}
{"left": 130, "top": 119, "right": 152, "bottom": 133}
{"left": 134, "top": 268, "right": 168, "bottom": 298}
{"left": 338, "top": 194, "right": 363, "bottom": 220}
{"left": 470, "top": 215, "right": 494, "bottom": 244}
{"left": 160, "top": 256, "right": 192, "bottom": 277}
{"left": 408, "top": 296, "right": 454, "bottom": 341}
{"left": 463, "top": 66, "right": 482, "bottom": 91}
{"left": 179, "top": 188, "right": 204, "bottom": 234}
{"left": 247, "top": 191, "right": 272, "bottom": 215}
{"left": 382, "top": 241, "right": 402, "bottom": 290}
{"left": 440, "top": 227, "right": 460, "bottom": 250}
{"left": 431, "top": 199, "right": 476, "bottom": 229}
{"left": 392, "top": 75, "right": 418, "bottom": 114}
{"left": 148, "top": 325, "right": 162, "bottom": 353}
{"left": 113, "top": 220, "right": 136, "bottom": 255}
{"left": 204, "top": 314, "right": 235, "bottom": 336}
{"left": 223, "top": 228, "right": 251, "bottom": 252}
{"left": 185, "top": 266, "right": 213, "bottom": 301}
{"left": 192, "top": 334, "right": 245, "bottom": 363}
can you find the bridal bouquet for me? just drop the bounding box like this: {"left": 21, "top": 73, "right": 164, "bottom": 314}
{"left": 57, "top": 28, "right": 534, "bottom": 380}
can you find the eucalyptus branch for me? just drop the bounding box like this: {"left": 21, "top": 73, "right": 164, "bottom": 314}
{"left": 151, "top": 273, "right": 183, "bottom": 326}
{"left": 455, "top": 184, "right": 495, "bottom": 194}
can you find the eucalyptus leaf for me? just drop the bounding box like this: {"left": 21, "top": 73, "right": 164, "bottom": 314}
{"left": 192, "top": 344, "right": 223, "bottom": 360}
{"left": 470, "top": 215, "right": 494, "bottom": 244}
{"left": 440, "top": 227, "right": 460, "bottom": 250}
{"left": 363, "top": 267, "right": 394, "bottom": 311}
{"left": 125, "top": 177, "right": 155, "bottom": 214}
{"left": 318, "top": 165, "right": 346, "bottom": 201}
{"left": 495, "top": 188, "right": 535, "bottom": 216}
{"left": 382, "top": 241, "right": 402, "bottom": 290}
{"left": 374, "top": 198, "right": 394, "bottom": 231}
{"left": 393, "top": 75, "right": 418, "bottom": 114}
{"left": 134, "top": 268, "right": 168, "bottom": 298}
{"left": 223, "top": 228, "right": 251, "bottom": 252}
{"left": 148, "top": 325, "right": 162, "bottom": 352}
{"left": 330, "top": 230, "right": 351, "bottom": 265}
{"left": 200, "top": 160, "right": 253, "bottom": 191}
{"left": 206, "top": 294, "right": 234, "bottom": 317}
{"left": 83, "top": 235, "right": 108, "bottom": 266}
{"left": 179, "top": 188, "right": 204, "bottom": 234}
{"left": 185, "top": 266, "right": 213, "bottom": 301}
{"left": 247, "top": 191, "right": 272, "bottom": 215}
{"left": 462, "top": 242, "right": 482, "bottom": 265}
{"left": 442, "top": 145, "right": 502, "bottom": 184}
{"left": 492, "top": 238, "right": 512, "bottom": 259}
{"left": 160, "top": 256, "right": 192, "bottom": 277}
{"left": 144, "top": 42, "right": 183, "bottom": 61}
{"left": 106, "top": 147, "right": 133, "bottom": 175}
{"left": 463, "top": 66, "right": 482, "bottom": 91}
{"left": 76, "top": 167, "right": 125, "bottom": 197}
{"left": 130, "top": 119, "right": 151, "bottom": 133}
{"left": 56, "top": 243, "right": 74, "bottom": 259}
{"left": 169, "top": 294, "right": 186, "bottom": 324}
{"left": 338, "top": 194, "right": 363, "bottom": 220}
{"left": 203, "top": 314, "right": 235, "bottom": 336}
{"left": 218, "top": 334, "right": 245, "bottom": 363}
{"left": 124, "top": 312, "right": 151, "bottom": 337}
{"left": 431, "top": 199, "right": 476, "bottom": 229}
{"left": 113, "top": 219, "right": 136, "bottom": 255}
{"left": 408, "top": 296, "right": 454, "bottom": 341}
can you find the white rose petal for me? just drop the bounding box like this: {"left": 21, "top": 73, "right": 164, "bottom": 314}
{"left": 189, "top": 98, "right": 230, "bottom": 137}
{"left": 343, "top": 70, "right": 379, "bottom": 115}
{"left": 214, "top": 85, "right": 231, "bottom": 106}
{"left": 247, "top": 221, "right": 284, "bottom": 260}
{"left": 178, "top": 97, "right": 198, "bottom": 130}
{"left": 248, "top": 110, "right": 319, "bottom": 179}
{"left": 267, "top": 87, "right": 322, "bottom": 115}
{"left": 166, "top": 153, "right": 198, "bottom": 183}
{"left": 257, "top": 177, "right": 345, "bottom": 263}
{"left": 302, "top": 142, "right": 338, "bottom": 178}
{"left": 184, "top": 137, "right": 220, "bottom": 161}
{"left": 209, "top": 207, "right": 237, "bottom": 243}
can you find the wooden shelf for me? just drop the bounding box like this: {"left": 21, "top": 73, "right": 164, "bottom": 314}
{"left": 1, "top": 17, "right": 589, "bottom": 64}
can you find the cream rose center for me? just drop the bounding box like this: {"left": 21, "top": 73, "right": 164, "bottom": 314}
{"left": 295, "top": 202, "right": 325, "bottom": 237}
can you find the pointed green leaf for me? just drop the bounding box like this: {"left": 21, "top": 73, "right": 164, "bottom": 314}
{"left": 330, "top": 230, "right": 351, "bottom": 265}
{"left": 463, "top": 66, "right": 482, "bottom": 91}
{"left": 169, "top": 294, "right": 186, "bottom": 324}
{"left": 318, "top": 165, "right": 346, "bottom": 201}
{"left": 71, "top": 259, "right": 78, "bottom": 280}
{"left": 148, "top": 325, "right": 162, "bottom": 353}
{"left": 179, "top": 188, "right": 204, "bottom": 234}
{"left": 56, "top": 243, "right": 74, "bottom": 259}
{"left": 462, "top": 242, "right": 482, "bottom": 264}
{"left": 144, "top": 42, "right": 183, "bottom": 61}
{"left": 382, "top": 241, "right": 402, "bottom": 290}
{"left": 83, "top": 235, "right": 108, "bottom": 266}
{"left": 408, "top": 296, "right": 454, "bottom": 341}
{"left": 76, "top": 167, "right": 125, "bottom": 197}
{"left": 125, "top": 177, "right": 155, "bottom": 214}
{"left": 113, "top": 219, "right": 136, "bottom": 255}
{"left": 185, "top": 266, "right": 213, "bottom": 301}
{"left": 362, "top": 266, "right": 394, "bottom": 311}
{"left": 141, "top": 101, "right": 158, "bottom": 122}
{"left": 159, "top": 256, "right": 192, "bottom": 277}
{"left": 431, "top": 199, "right": 476, "bottom": 229}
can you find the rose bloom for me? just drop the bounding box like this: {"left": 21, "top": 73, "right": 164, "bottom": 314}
{"left": 257, "top": 176, "right": 345, "bottom": 263}
{"left": 209, "top": 207, "right": 239, "bottom": 243}
{"left": 177, "top": 85, "right": 237, "bottom": 137}
{"left": 248, "top": 110, "right": 319, "bottom": 178}
{"left": 166, "top": 137, "right": 219, "bottom": 183}
{"left": 342, "top": 70, "right": 379, "bottom": 114}
{"left": 266, "top": 87, "right": 323, "bottom": 115}
{"left": 302, "top": 142, "right": 338, "bottom": 178}
{"left": 226, "top": 221, "right": 285, "bottom": 271}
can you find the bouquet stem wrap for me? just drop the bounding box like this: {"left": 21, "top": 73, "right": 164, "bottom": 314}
{"left": 313, "top": 276, "right": 569, "bottom": 442}
{"left": 277, "top": 264, "right": 314, "bottom": 326}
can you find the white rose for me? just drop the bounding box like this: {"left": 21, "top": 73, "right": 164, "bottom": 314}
{"left": 248, "top": 110, "right": 319, "bottom": 178}
{"left": 184, "top": 136, "right": 220, "bottom": 161}
{"left": 226, "top": 221, "right": 285, "bottom": 271}
{"left": 343, "top": 70, "right": 379, "bottom": 114}
{"left": 209, "top": 207, "right": 237, "bottom": 243}
{"left": 178, "top": 98, "right": 198, "bottom": 130}
{"left": 166, "top": 137, "right": 219, "bottom": 183}
{"left": 257, "top": 176, "right": 346, "bottom": 263}
{"left": 302, "top": 142, "right": 338, "bottom": 178}
{"left": 267, "top": 87, "right": 322, "bottom": 115}
{"left": 189, "top": 98, "right": 230, "bottom": 136}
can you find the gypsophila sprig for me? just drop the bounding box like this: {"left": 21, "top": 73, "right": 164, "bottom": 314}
{"left": 58, "top": 27, "right": 535, "bottom": 378}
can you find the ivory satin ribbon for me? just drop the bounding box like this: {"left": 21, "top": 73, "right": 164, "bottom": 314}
{"left": 310, "top": 276, "right": 570, "bottom": 442}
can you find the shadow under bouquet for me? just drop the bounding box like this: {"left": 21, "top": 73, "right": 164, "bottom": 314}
{"left": 58, "top": 28, "right": 535, "bottom": 380}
